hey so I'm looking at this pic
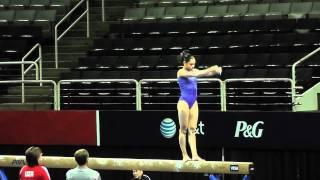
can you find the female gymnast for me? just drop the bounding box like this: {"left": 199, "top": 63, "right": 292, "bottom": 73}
{"left": 177, "top": 50, "right": 222, "bottom": 161}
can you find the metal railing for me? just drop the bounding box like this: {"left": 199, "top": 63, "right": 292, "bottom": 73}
{"left": 139, "top": 78, "right": 224, "bottom": 111}
{"left": 224, "top": 78, "right": 294, "bottom": 111}
{"left": 23, "top": 43, "right": 42, "bottom": 81}
{"left": 0, "top": 80, "right": 57, "bottom": 110}
{"left": 13, "top": 43, "right": 42, "bottom": 103}
{"left": 57, "top": 79, "right": 139, "bottom": 110}
{"left": 292, "top": 47, "right": 320, "bottom": 100}
{"left": 22, "top": 44, "right": 43, "bottom": 103}
{"left": 55, "top": 0, "right": 90, "bottom": 68}
{"left": 102, "top": 0, "right": 105, "bottom": 22}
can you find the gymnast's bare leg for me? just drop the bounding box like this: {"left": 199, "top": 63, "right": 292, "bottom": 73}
{"left": 188, "top": 101, "right": 204, "bottom": 161}
{"left": 177, "top": 100, "right": 191, "bottom": 161}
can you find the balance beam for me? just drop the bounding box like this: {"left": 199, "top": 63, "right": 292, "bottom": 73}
{"left": 0, "top": 155, "right": 253, "bottom": 174}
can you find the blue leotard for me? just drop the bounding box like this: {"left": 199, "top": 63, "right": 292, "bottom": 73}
{"left": 178, "top": 76, "right": 197, "bottom": 109}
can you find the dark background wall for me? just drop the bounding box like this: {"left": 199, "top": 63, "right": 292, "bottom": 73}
{"left": 1, "top": 111, "right": 320, "bottom": 180}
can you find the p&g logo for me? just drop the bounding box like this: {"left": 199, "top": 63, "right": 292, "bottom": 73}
{"left": 234, "top": 121, "right": 264, "bottom": 138}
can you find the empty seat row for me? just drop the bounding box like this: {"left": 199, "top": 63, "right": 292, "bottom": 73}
{"left": 60, "top": 69, "right": 300, "bottom": 111}
{"left": 123, "top": 2, "right": 320, "bottom": 22}
{"left": 0, "top": 25, "right": 42, "bottom": 40}
{"left": 77, "top": 52, "right": 318, "bottom": 71}
{"left": 0, "top": 10, "right": 56, "bottom": 39}
{"left": 0, "top": 10, "right": 56, "bottom": 25}
{"left": 110, "top": 19, "right": 314, "bottom": 37}
{"left": 67, "top": 68, "right": 314, "bottom": 81}
{"left": 60, "top": 80, "right": 137, "bottom": 110}
{"left": 61, "top": 103, "right": 136, "bottom": 110}
{"left": 91, "top": 32, "right": 320, "bottom": 55}
{"left": 138, "top": 0, "right": 256, "bottom": 7}
{"left": 0, "top": 39, "right": 31, "bottom": 59}
{"left": 0, "top": 0, "right": 70, "bottom": 13}
{"left": 137, "top": 0, "right": 312, "bottom": 7}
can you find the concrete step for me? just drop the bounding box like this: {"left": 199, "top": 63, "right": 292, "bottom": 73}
{"left": 42, "top": 60, "right": 79, "bottom": 68}
{"left": 0, "top": 67, "right": 73, "bottom": 80}
{"left": 0, "top": 75, "right": 20, "bottom": 80}
{"left": 65, "top": 29, "right": 106, "bottom": 37}
{"left": 89, "top": 13, "right": 102, "bottom": 21}
{"left": 42, "top": 68, "right": 71, "bottom": 77}
{"left": 0, "top": 68, "right": 20, "bottom": 75}
{"left": 89, "top": 1, "right": 107, "bottom": 6}
{"left": 74, "top": 21, "right": 109, "bottom": 31}
{"left": 23, "top": 76, "right": 60, "bottom": 81}
{"left": 0, "top": 94, "right": 53, "bottom": 103}
{"left": 1, "top": 75, "right": 61, "bottom": 81}
{"left": 0, "top": 103, "right": 53, "bottom": 110}
{"left": 0, "top": 68, "right": 77, "bottom": 81}
{"left": 0, "top": 75, "right": 59, "bottom": 81}
{"left": 90, "top": 7, "right": 102, "bottom": 15}
{"left": 43, "top": 52, "right": 87, "bottom": 61}
{"left": 22, "top": 68, "right": 71, "bottom": 77}
{"left": 63, "top": 19, "right": 109, "bottom": 34}
{"left": 44, "top": 45, "right": 89, "bottom": 53}
{"left": 8, "top": 85, "right": 54, "bottom": 95}
{"left": 60, "top": 29, "right": 91, "bottom": 39}
{"left": 59, "top": 37, "right": 92, "bottom": 46}
{"left": 22, "top": 68, "right": 71, "bottom": 81}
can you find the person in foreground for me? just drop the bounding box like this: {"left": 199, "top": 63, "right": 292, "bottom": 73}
{"left": 66, "top": 149, "right": 101, "bottom": 180}
{"left": 131, "top": 169, "right": 151, "bottom": 180}
{"left": 19, "top": 146, "right": 51, "bottom": 180}
{"left": 177, "top": 50, "right": 222, "bottom": 161}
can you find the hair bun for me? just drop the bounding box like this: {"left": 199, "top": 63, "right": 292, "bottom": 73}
{"left": 178, "top": 50, "right": 192, "bottom": 64}
{"left": 180, "top": 50, "right": 190, "bottom": 59}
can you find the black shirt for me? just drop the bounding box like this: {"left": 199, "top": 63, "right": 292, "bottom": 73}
{"left": 131, "top": 174, "right": 151, "bottom": 180}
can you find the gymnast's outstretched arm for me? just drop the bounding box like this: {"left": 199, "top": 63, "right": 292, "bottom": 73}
{"left": 178, "top": 66, "right": 222, "bottom": 78}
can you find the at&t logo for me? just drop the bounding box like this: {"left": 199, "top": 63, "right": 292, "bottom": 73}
{"left": 160, "top": 118, "right": 177, "bottom": 138}
{"left": 160, "top": 118, "right": 206, "bottom": 139}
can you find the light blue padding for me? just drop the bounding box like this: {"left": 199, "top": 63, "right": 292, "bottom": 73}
{"left": 0, "top": 169, "right": 8, "bottom": 180}
{"left": 209, "top": 174, "right": 218, "bottom": 180}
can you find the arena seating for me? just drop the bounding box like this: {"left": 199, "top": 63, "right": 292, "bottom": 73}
{"left": 0, "top": 0, "right": 318, "bottom": 111}
{"left": 60, "top": 1, "right": 320, "bottom": 111}
{"left": 0, "top": 0, "right": 75, "bottom": 109}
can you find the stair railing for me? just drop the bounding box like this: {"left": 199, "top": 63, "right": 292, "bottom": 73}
{"left": 55, "top": 0, "right": 90, "bottom": 68}
{"left": 102, "top": 0, "right": 105, "bottom": 22}
{"left": 21, "top": 43, "right": 42, "bottom": 103}
{"left": 292, "top": 47, "right": 320, "bottom": 111}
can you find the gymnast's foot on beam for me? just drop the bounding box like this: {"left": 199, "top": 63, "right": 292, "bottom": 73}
{"left": 192, "top": 156, "right": 205, "bottom": 161}
{"left": 182, "top": 155, "right": 192, "bottom": 162}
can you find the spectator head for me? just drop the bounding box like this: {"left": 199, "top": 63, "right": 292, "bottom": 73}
{"left": 74, "top": 149, "right": 89, "bottom": 166}
{"left": 25, "top": 146, "right": 42, "bottom": 167}
{"left": 132, "top": 169, "right": 144, "bottom": 179}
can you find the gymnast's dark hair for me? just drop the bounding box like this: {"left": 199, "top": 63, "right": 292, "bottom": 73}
{"left": 25, "top": 146, "right": 42, "bottom": 167}
{"left": 178, "top": 50, "right": 193, "bottom": 64}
